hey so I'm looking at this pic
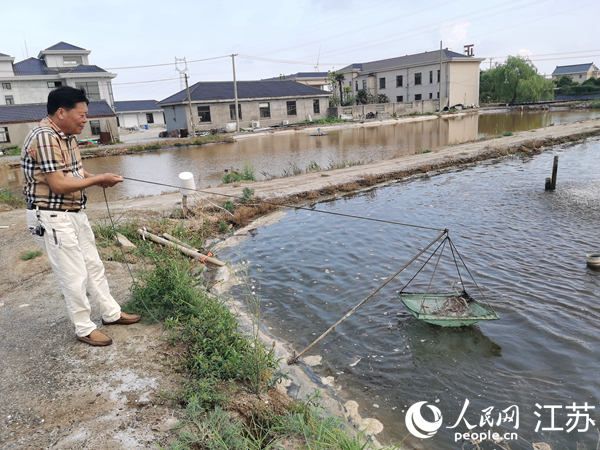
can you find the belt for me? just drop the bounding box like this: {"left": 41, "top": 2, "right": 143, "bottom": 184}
{"left": 27, "top": 204, "right": 81, "bottom": 213}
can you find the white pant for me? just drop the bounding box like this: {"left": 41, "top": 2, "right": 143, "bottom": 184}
{"left": 26, "top": 209, "right": 121, "bottom": 337}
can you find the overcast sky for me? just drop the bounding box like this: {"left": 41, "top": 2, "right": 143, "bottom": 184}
{"left": 2, "top": 0, "right": 597, "bottom": 101}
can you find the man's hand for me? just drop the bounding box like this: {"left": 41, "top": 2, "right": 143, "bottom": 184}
{"left": 45, "top": 171, "right": 124, "bottom": 195}
{"left": 96, "top": 173, "right": 124, "bottom": 188}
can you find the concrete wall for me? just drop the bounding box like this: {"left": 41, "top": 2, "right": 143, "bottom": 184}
{"left": 163, "top": 97, "right": 329, "bottom": 133}
{"left": 3, "top": 116, "right": 119, "bottom": 147}
{"left": 448, "top": 61, "right": 480, "bottom": 107}
{"left": 118, "top": 111, "right": 165, "bottom": 129}
{"left": 328, "top": 98, "right": 444, "bottom": 119}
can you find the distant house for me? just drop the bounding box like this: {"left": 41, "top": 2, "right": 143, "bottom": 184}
{"left": 114, "top": 100, "right": 165, "bottom": 129}
{"left": 0, "top": 42, "right": 117, "bottom": 108}
{"left": 262, "top": 72, "right": 330, "bottom": 90}
{"left": 551, "top": 63, "right": 599, "bottom": 84}
{"left": 338, "top": 49, "right": 484, "bottom": 108}
{"left": 158, "top": 80, "right": 330, "bottom": 133}
{"left": 0, "top": 101, "right": 117, "bottom": 146}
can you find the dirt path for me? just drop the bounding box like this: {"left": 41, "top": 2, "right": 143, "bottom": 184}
{"left": 1, "top": 117, "right": 599, "bottom": 449}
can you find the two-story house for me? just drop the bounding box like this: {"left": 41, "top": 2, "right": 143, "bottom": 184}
{"left": 338, "top": 49, "right": 484, "bottom": 109}
{"left": 0, "top": 42, "right": 117, "bottom": 108}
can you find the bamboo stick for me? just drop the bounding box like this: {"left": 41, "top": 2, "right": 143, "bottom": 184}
{"left": 138, "top": 229, "right": 225, "bottom": 266}
{"left": 162, "top": 232, "right": 196, "bottom": 250}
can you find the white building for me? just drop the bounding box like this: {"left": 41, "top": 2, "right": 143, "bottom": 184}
{"left": 0, "top": 42, "right": 117, "bottom": 108}
{"left": 338, "top": 49, "right": 484, "bottom": 109}
{"left": 551, "top": 63, "right": 599, "bottom": 84}
{"left": 114, "top": 100, "right": 165, "bottom": 129}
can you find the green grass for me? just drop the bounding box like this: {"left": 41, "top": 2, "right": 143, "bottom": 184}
{"left": 502, "top": 132, "right": 513, "bottom": 137}
{"left": 414, "top": 148, "right": 432, "bottom": 154}
{"left": 0, "top": 188, "right": 26, "bottom": 208}
{"left": 222, "top": 159, "right": 256, "bottom": 184}
{"left": 21, "top": 250, "right": 43, "bottom": 261}
{"left": 0, "top": 145, "right": 20, "bottom": 157}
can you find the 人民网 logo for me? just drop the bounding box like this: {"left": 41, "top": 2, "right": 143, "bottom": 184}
{"left": 405, "top": 401, "right": 443, "bottom": 439}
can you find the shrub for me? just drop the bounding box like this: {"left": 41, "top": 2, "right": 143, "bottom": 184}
{"left": 21, "top": 251, "right": 43, "bottom": 261}
{"left": 0, "top": 188, "right": 26, "bottom": 208}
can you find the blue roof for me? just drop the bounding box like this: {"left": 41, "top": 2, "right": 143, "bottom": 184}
{"left": 0, "top": 52, "right": 10, "bottom": 57}
{"left": 114, "top": 100, "right": 160, "bottom": 112}
{"left": 263, "top": 72, "right": 329, "bottom": 81}
{"left": 552, "top": 63, "right": 597, "bottom": 75}
{"left": 13, "top": 58, "right": 108, "bottom": 76}
{"left": 339, "top": 49, "right": 474, "bottom": 73}
{"left": 159, "top": 80, "right": 329, "bottom": 105}
{"left": 45, "top": 42, "right": 86, "bottom": 51}
{"left": 0, "top": 101, "right": 114, "bottom": 125}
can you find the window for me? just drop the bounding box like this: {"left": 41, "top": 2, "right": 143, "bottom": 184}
{"left": 229, "top": 104, "right": 242, "bottom": 120}
{"left": 2, "top": 82, "right": 11, "bottom": 90}
{"left": 396, "top": 75, "right": 403, "bottom": 87}
{"left": 437, "top": 92, "right": 440, "bottom": 99}
{"left": 429, "top": 93, "right": 433, "bottom": 99}
{"left": 355, "top": 81, "right": 358, "bottom": 91}
{"left": 259, "top": 102, "right": 270, "bottom": 118}
{"left": 146, "top": 113, "right": 154, "bottom": 124}
{"left": 437, "top": 69, "right": 440, "bottom": 83}
{"left": 313, "top": 99, "right": 320, "bottom": 114}
{"left": 362, "top": 79, "right": 367, "bottom": 89}
{"left": 414, "top": 94, "right": 422, "bottom": 100}
{"left": 89, "top": 120, "right": 101, "bottom": 135}
{"left": 5, "top": 95, "right": 14, "bottom": 105}
{"left": 0, "top": 126, "right": 9, "bottom": 143}
{"left": 197, "top": 105, "right": 211, "bottom": 122}
{"left": 429, "top": 71, "right": 433, "bottom": 84}
{"left": 396, "top": 95, "right": 403, "bottom": 102}
{"left": 47, "top": 81, "right": 62, "bottom": 88}
{"left": 75, "top": 82, "right": 100, "bottom": 101}
{"left": 286, "top": 101, "right": 297, "bottom": 116}
{"left": 63, "top": 56, "right": 82, "bottom": 66}
{"left": 414, "top": 73, "right": 422, "bottom": 85}
{"left": 379, "top": 77, "right": 386, "bottom": 89}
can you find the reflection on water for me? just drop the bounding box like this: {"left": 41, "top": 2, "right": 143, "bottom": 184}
{"left": 221, "top": 138, "right": 600, "bottom": 449}
{"left": 2, "top": 110, "right": 600, "bottom": 203}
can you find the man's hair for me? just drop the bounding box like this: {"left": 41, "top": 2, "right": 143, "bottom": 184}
{"left": 47, "top": 86, "right": 89, "bottom": 115}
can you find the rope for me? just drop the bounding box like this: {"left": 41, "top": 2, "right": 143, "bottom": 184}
{"left": 120, "top": 176, "right": 446, "bottom": 232}
{"left": 288, "top": 229, "right": 448, "bottom": 365}
{"left": 102, "top": 188, "right": 161, "bottom": 324}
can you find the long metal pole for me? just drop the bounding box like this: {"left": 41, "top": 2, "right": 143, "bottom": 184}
{"left": 288, "top": 229, "right": 448, "bottom": 364}
{"left": 231, "top": 54, "right": 239, "bottom": 132}
{"left": 439, "top": 41, "right": 443, "bottom": 110}
{"left": 185, "top": 73, "right": 196, "bottom": 137}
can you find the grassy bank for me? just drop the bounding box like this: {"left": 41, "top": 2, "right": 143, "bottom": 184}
{"left": 92, "top": 209, "right": 397, "bottom": 449}
{"left": 81, "top": 134, "right": 235, "bottom": 160}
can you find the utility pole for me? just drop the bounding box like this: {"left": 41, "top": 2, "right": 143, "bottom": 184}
{"left": 439, "top": 41, "right": 443, "bottom": 110}
{"left": 184, "top": 73, "right": 196, "bottom": 137}
{"left": 176, "top": 57, "right": 195, "bottom": 137}
{"left": 231, "top": 54, "right": 239, "bottom": 132}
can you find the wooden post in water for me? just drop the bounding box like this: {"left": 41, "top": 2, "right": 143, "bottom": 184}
{"left": 545, "top": 155, "right": 559, "bottom": 191}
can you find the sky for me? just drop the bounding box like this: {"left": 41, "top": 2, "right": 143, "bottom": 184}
{"left": 2, "top": 0, "right": 598, "bottom": 102}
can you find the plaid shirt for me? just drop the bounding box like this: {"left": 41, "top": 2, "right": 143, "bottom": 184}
{"left": 21, "top": 117, "right": 87, "bottom": 210}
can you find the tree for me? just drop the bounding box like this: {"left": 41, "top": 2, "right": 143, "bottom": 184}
{"left": 356, "top": 89, "right": 369, "bottom": 105}
{"left": 554, "top": 75, "right": 574, "bottom": 88}
{"left": 485, "top": 56, "right": 554, "bottom": 104}
{"left": 328, "top": 71, "right": 346, "bottom": 107}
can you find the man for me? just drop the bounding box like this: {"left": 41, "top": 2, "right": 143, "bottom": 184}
{"left": 21, "top": 86, "right": 140, "bottom": 346}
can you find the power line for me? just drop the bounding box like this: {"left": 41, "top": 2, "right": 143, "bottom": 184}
{"left": 105, "top": 55, "right": 230, "bottom": 71}
{"left": 112, "top": 77, "right": 180, "bottom": 86}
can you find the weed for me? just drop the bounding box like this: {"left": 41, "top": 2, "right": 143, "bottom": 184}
{"left": 242, "top": 159, "right": 256, "bottom": 181}
{"left": 502, "top": 132, "right": 513, "bottom": 136}
{"left": 320, "top": 174, "right": 330, "bottom": 177}
{"left": 218, "top": 220, "right": 229, "bottom": 234}
{"left": 223, "top": 200, "right": 235, "bottom": 213}
{"left": 415, "top": 148, "right": 432, "bottom": 154}
{"left": 240, "top": 187, "right": 255, "bottom": 204}
{"left": 282, "top": 162, "right": 304, "bottom": 177}
{"left": 20, "top": 250, "right": 43, "bottom": 261}
{"left": 327, "top": 159, "right": 365, "bottom": 170}
{"left": 223, "top": 159, "right": 256, "bottom": 184}
{"left": 306, "top": 161, "right": 322, "bottom": 172}
{"left": 0, "top": 188, "right": 26, "bottom": 208}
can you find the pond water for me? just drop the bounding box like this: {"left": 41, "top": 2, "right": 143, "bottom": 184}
{"left": 220, "top": 138, "right": 600, "bottom": 449}
{"left": 2, "top": 109, "right": 600, "bottom": 205}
